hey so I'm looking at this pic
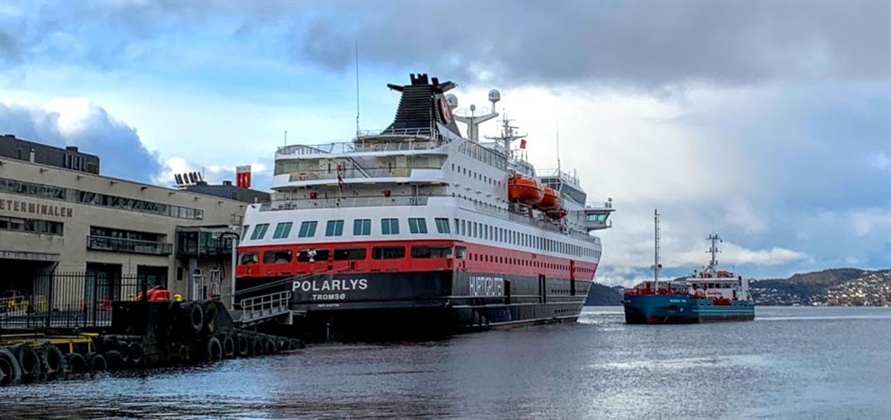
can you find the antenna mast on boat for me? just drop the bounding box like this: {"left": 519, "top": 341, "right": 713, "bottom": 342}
{"left": 355, "top": 40, "right": 360, "bottom": 138}
{"left": 706, "top": 233, "right": 722, "bottom": 271}
{"left": 555, "top": 109, "right": 561, "bottom": 172}
{"left": 454, "top": 89, "right": 500, "bottom": 142}
{"left": 651, "top": 209, "right": 662, "bottom": 288}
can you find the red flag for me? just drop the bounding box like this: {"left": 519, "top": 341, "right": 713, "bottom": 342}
{"left": 520, "top": 139, "right": 527, "bottom": 149}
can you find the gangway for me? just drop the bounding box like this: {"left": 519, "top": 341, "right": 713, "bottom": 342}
{"left": 232, "top": 291, "right": 301, "bottom": 328}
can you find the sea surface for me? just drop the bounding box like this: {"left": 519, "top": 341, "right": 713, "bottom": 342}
{"left": 2, "top": 306, "right": 890, "bottom": 419}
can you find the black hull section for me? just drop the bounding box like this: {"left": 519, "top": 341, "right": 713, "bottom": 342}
{"left": 237, "top": 270, "right": 590, "bottom": 341}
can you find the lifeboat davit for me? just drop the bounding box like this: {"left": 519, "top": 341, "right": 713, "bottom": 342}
{"left": 546, "top": 207, "right": 568, "bottom": 220}
{"left": 538, "top": 187, "right": 560, "bottom": 211}
{"left": 508, "top": 174, "right": 544, "bottom": 206}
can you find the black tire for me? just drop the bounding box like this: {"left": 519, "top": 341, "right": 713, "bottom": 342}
{"left": 219, "top": 334, "right": 235, "bottom": 359}
{"left": 204, "top": 303, "right": 219, "bottom": 336}
{"left": 101, "top": 336, "right": 118, "bottom": 352}
{"left": 0, "top": 346, "right": 22, "bottom": 386}
{"left": 290, "top": 339, "right": 305, "bottom": 350}
{"left": 64, "top": 352, "right": 87, "bottom": 374}
{"left": 264, "top": 338, "right": 276, "bottom": 355}
{"left": 42, "top": 344, "right": 64, "bottom": 378}
{"left": 235, "top": 334, "right": 249, "bottom": 357}
{"left": 117, "top": 341, "right": 131, "bottom": 365}
{"left": 178, "top": 344, "right": 191, "bottom": 364}
{"left": 128, "top": 342, "right": 145, "bottom": 367}
{"left": 251, "top": 337, "right": 263, "bottom": 356}
{"left": 87, "top": 352, "right": 107, "bottom": 373}
{"left": 11, "top": 344, "right": 40, "bottom": 383}
{"left": 104, "top": 350, "right": 124, "bottom": 372}
{"left": 182, "top": 303, "right": 204, "bottom": 336}
{"left": 206, "top": 337, "right": 223, "bottom": 361}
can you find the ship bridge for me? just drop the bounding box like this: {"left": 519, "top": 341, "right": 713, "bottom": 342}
{"left": 583, "top": 198, "right": 616, "bottom": 232}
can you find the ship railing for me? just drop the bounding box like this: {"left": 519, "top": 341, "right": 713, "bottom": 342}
{"left": 277, "top": 136, "right": 447, "bottom": 157}
{"left": 239, "top": 290, "right": 292, "bottom": 324}
{"left": 468, "top": 201, "right": 601, "bottom": 244}
{"left": 280, "top": 165, "right": 443, "bottom": 182}
{"left": 624, "top": 287, "right": 687, "bottom": 296}
{"left": 260, "top": 195, "right": 430, "bottom": 211}
{"left": 538, "top": 168, "right": 581, "bottom": 186}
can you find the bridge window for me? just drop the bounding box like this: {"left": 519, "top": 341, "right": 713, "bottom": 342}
{"left": 408, "top": 218, "right": 428, "bottom": 234}
{"left": 239, "top": 252, "right": 258, "bottom": 265}
{"left": 334, "top": 248, "right": 366, "bottom": 261}
{"left": 298, "top": 221, "right": 318, "bottom": 238}
{"left": 436, "top": 218, "right": 451, "bottom": 234}
{"left": 381, "top": 218, "right": 399, "bottom": 235}
{"left": 250, "top": 224, "right": 269, "bottom": 240}
{"left": 353, "top": 219, "right": 371, "bottom": 236}
{"left": 272, "top": 222, "right": 293, "bottom": 239}
{"left": 411, "top": 245, "right": 452, "bottom": 258}
{"left": 325, "top": 220, "right": 345, "bottom": 237}
{"left": 372, "top": 246, "right": 405, "bottom": 259}
{"left": 263, "top": 250, "right": 292, "bottom": 264}
{"left": 297, "top": 249, "right": 329, "bottom": 262}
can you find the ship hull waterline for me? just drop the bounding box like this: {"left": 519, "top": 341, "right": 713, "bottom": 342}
{"left": 239, "top": 270, "right": 591, "bottom": 341}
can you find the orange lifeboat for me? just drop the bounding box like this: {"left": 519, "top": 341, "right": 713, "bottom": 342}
{"left": 508, "top": 174, "right": 544, "bottom": 206}
{"left": 537, "top": 187, "right": 559, "bottom": 211}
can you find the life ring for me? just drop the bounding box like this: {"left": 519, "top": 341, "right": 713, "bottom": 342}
{"left": 310, "top": 191, "right": 318, "bottom": 199}
{"left": 383, "top": 190, "right": 391, "bottom": 197}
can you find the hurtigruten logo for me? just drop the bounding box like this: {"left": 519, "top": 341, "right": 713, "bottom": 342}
{"left": 0, "top": 199, "right": 73, "bottom": 218}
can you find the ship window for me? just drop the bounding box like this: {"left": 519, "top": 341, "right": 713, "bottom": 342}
{"left": 353, "top": 219, "right": 371, "bottom": 236}
{"left": 461, "top": 220, "right": 466, "bottom": 236}
{"left": 272, "top": 222, "right": 293, "bottom": 239}
{"left": 334, "top": 248, "right": 366, "bottom": 261}
{"left": 455, "top": 246, "right": 467, "bottom": 259}
{"left": 263, "top": 250, "right": 292, "bottom": 264}
{"left": 372, "top": 246, "right": 405, "bottom": 259}
{"left": 408, "top": 218, "right": 428, "bottom": 234}
{"left": 325, "top": 220, "right": 345, "bottom": 237}
{"left": 239, "top": 252, "right": 258, "bottom": 265}
{"left": 381, "top": 218, "right": 400, "bottom": 235}
{"left": 436, "top": 218, "right": 451, "bottom": 234}
{"left": 297, "top": 249, "right": 330, "bottom": 262}
{"left": 411, "top": 245, "right": 452, "bottom": 259}
{"left": 298, "top": 221, "right": 318, "bottom": 238}
{"left": 250, "top": 223, "right": 269, "bottom": 240}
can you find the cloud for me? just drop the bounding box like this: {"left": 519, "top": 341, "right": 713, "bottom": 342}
{"left": 154, "top": 155, "right": 274, "bottom": 192}
{"left": 0, "top": 98, "right": 164, "bottom": 183}
{"left": 1, "top": 2, "right": 889, "bottom": 89}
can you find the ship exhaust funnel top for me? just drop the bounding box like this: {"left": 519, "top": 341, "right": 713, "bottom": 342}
{"left": 384, "top": 73, "right": 461, "bottom": 137}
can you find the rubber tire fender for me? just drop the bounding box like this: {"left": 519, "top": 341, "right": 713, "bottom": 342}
{"left": 128, "top": 342, "right": 145, "bottom": 367}
{"left": 87, "top": 352, "right": 107, "bottom": 373}
{"left": 103, "top": 350, "right": 124, "bottom": 372}
{"left": 64, "top": 352, "right": 87, "bottom": 374}
{"left": 264, "top": 338, "right": 276, "bottom": 355}
{"left": 206, "top": 336, "right": 223, "bottom": 361}
{"left": 184, "top": 303, "right": 204, "bottom": 336}
{"left": 0, "top": 346, "right": 22, "bottom": 386}
{"left": 117, "top": 341, "right": 131, "bottom": 365}
{"left": 42, "top": 343, "right": 64, "bottom": 378}
{"left": 251, "top": 337, "right": 263, "bottom": 356}
{"left": 177, "top": 344, "right": 191, "bottom": 364}
{"left": 235, "top": 334, "right": 250, "bottom": 357}
{"left": 218, "top": 334, "right": 235, "bottom": 359}
{"left": 11, "top": 344, "right": 40, "bottom": 383}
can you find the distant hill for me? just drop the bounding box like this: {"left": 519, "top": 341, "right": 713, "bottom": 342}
{"left": 750, "top": 268, "right": 891, "bottom": 306}
{"left": 587, "top": 268, "right": 891, "bottom": 307}
{"left": 584, "top": 283, "right": 623, "bottom": 306}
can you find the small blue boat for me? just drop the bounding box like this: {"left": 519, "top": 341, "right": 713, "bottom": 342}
{"left": 623, "top": 210, "right": 755, "bottom": 324}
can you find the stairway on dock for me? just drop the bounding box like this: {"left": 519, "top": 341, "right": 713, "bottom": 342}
{"left": 231, "top": 291, "right": 302, "bottom": 328}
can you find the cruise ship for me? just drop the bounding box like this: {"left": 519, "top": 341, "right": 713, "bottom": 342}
{"left": 234, "top": 74, "right": 615, "bottom": 338}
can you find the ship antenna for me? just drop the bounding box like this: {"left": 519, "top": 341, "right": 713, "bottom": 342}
{"left": 652, "top": 209, "right": 662, "bottom": 291}
{"left": 355, "top": 39, "right": 360, "bottom": 138}
{"left": 555, "top": 107, "right": 561, "bottom": 172}
{"left": 707, "top": 233, "right": 722, "bottom": 271}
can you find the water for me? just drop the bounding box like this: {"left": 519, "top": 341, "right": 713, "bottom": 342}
{"left": 3, "top": 307, "right": 890, "bottom": 419}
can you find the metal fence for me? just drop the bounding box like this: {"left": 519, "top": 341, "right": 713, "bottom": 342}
{"left": 0, "top": 271, "right": 150, "bottom": 333}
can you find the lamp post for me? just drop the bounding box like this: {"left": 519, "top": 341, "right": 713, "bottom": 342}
{"left": 220, "top": 228, "right": 240, "bottom": 309}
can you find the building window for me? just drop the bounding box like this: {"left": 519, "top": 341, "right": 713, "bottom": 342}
{"left": 0, "top": 216, "right": 63, "bottom": 235}
{"left": 353, "top": 219, "right": 371, "bottom": 236}
{"left": 381, "top": 218, "right": 399, "bottom": 235}
{"left": 272, "top": 222, "right": 293, "bottom": 239}
{"left": 408, "top": 218, "right": 427, "bottom": 234}
{"left": 325, "top": 220, "right": 345, "bottom": 237}
{"left": 251, "top": 224, "right": 269, "bottom": 240}
{"left": 435, "top": 218, "right": 451, "bottom": 234}
{"left": 298, "top": 221, "right": 318, "bottom": 238}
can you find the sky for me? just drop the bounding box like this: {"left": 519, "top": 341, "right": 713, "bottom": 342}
{"left": 0, "top": 0, "right": 889, "bottom": 286}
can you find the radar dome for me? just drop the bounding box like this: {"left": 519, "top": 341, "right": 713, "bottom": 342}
{"left": 488, "top": 89, "right": 501, "bottom": 103}
{"left": 445, "top": 93, "right": 458, "bottom": 109}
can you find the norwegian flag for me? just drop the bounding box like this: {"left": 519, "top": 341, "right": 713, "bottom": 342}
{"left": 520, "top": 139, "right": 527, "bottom": 149}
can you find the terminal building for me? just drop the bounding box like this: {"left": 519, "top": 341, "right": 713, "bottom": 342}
{"left": 0, "top": 134, "right": 268, "bottom": 313}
